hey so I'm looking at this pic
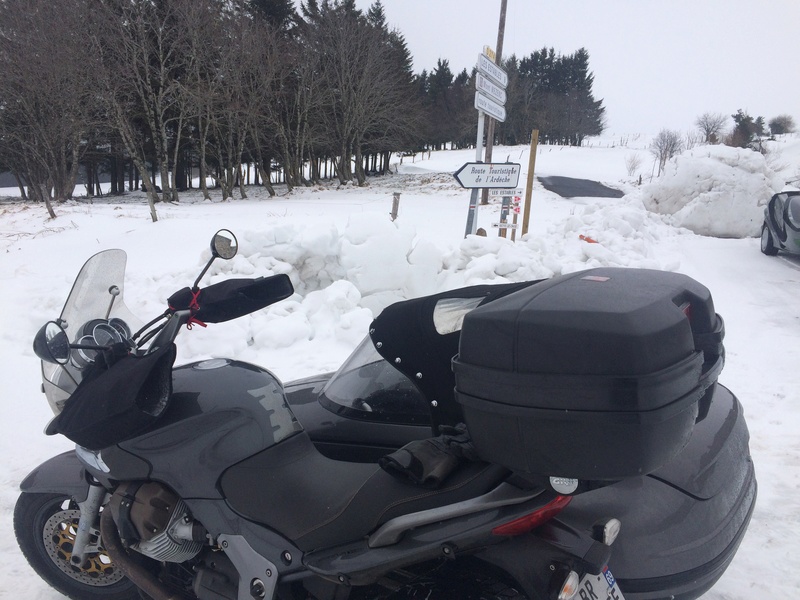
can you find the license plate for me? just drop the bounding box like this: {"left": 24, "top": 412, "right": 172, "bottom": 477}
{"left": 576, "top": 566, "right": 625, "bottom": 599}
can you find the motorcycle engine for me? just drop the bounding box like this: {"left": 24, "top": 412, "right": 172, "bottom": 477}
{"left": 110, "top": 482, "right": 205, "bottom": 562}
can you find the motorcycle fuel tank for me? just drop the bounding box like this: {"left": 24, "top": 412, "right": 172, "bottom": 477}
{"left": 118, "top": 359, "right": 302, "bottom": 498}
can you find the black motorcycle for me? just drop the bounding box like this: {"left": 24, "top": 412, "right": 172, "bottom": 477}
{"left": 16, "top": 230, "right": 756, "bottom": 600}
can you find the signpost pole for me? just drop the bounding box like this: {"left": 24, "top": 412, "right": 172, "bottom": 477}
{"left": 461, "top": 46, "right": 512, "bottom": 238}
{"left": 464, "top": 112, "right": 486, "bottom": 237}
{"left": 481, "top": 0, "right": 508, "bottom": 207}
{"left": 521, "top": 129, "right": 539, "bottom": 237}
{"left": 499, "top": 195, "right": 510, "bottom": 238}
{"left": 510, "top": 193, "right": 520, "bottom": 241}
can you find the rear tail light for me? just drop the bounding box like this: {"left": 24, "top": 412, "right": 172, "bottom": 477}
{"left": 491, "top": 495, "right": 572, "bottom": 536}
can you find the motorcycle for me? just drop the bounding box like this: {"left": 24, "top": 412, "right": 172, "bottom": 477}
{"left": 16, "top": 229, "right": 756, "bottom": 600}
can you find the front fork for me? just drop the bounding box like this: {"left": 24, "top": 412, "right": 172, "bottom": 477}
{"left": 70, "top": 480, "right": 107, "bottom": 567}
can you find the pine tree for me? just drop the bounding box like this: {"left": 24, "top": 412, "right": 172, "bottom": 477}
{"left": 248, "top": 0, "right": 296, "bottom": 30}
{"left": 367, "top": 0, "right": 386, "bottom": 28}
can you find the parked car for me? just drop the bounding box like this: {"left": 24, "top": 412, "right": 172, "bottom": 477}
{"left": 761, "top": 190, "right": 800, "bottom": 255}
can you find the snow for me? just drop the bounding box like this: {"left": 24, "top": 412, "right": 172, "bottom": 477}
{"left": 1, "top": 134, "right": 799, "bottom": 598}
{"left": 642, "top": 145, "right": 786, "bottom": 238}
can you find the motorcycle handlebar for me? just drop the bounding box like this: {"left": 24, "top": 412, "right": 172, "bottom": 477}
{"left": 167, "top": 274, "right": 294, "bottom": 325}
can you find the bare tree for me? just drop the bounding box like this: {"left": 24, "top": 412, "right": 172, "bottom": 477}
{"left": 650, "top": 129, "right": 684, "bottom": 176}
{"left": 310, "top": 4, "right": 420, "bottom": 186}
{"left": 89, "top": 0, "right": 200, "bottom": 219}
{"left": 205, "top": 16, "right": 279, "bottom": 200}
{"left": 0, "top": 0, "right": 97, "bottom": 216}
{"left": 254, "top": 32, "right": 322, "bottom": 192}
{"left": 695, "top": 112, "right": 728, "bottom": 144}
{"left": 625, "top": 153, "right": 642, "bottom": 177}
{"left": 180, "top": 0, "right": 230, "bottom": 201}
{"left": 685, "top": 131, "right": 702, "bottom": 150}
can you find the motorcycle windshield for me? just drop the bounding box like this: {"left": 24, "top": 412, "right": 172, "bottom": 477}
{"left": 320, "top": 336, "right": 430, "bottom": 425}
{"left": 42, "top": 249, "right": 143, "bottom": 414}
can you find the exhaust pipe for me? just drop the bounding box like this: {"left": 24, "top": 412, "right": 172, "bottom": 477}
{"left": 100, "top": 508, "right": 184, "bottom": 600}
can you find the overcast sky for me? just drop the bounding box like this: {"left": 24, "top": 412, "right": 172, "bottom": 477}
{"left": 346, "top": 0, "right": 799, "bottom": 135}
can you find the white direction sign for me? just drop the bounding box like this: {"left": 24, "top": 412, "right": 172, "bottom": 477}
{"left": 477, "top": 53, "right": 508, "bottom": 88}
{"left": 474, "top": 92, "right": 506, "bottom": 122}
{"left": 454, "top": 162, "right": 521, "bottom": 189}
{"left": 489, "top": 188, "right": 523, "bottom": 197}
{"left": 476, "top": 73, "right": 506, "bottom": 105}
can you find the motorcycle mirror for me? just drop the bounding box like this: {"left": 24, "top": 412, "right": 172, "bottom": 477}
{"left": 211, "top": 229, "right": 238, "bottom": 260}
{"left": 33, "top": 321, "right": 71, "bottom": 365}
{"left": 193, "top": 230, "right": 239, "bottom": 291}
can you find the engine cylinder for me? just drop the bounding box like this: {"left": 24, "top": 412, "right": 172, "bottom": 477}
{"left": 112, "top": 482, "right": 203, "bottom": 562}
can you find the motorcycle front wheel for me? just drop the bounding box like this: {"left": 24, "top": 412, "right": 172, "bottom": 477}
{"left": 14, "top": 492, "right": 142, "bottom": 600}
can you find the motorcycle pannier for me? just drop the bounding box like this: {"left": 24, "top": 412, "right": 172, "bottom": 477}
{"left": 452, "top": 268, "right": 724, "bottom": 481}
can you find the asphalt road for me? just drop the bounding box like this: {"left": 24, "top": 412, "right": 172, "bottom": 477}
{"left": 538, "top": 176, "right": 624, "bottom": 198}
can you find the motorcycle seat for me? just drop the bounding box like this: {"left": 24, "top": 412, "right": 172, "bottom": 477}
{"left": 220, "top": 430, "right": 509, "bottom": 551}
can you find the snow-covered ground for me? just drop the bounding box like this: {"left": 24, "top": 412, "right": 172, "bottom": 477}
{"left": 1, "top": 134, "right": 799, "bottom": 598}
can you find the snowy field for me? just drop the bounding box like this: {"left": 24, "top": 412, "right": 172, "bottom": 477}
{"left": 1, "top": 134, "right": 799, "bottom": 598}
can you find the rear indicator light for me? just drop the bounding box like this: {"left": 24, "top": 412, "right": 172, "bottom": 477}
{"left": 679, "top": 300, "right": 692, "bottom": 320}
{"left": 491, "top": 495, "right": 572, "bottom": 536}
{"left": 557, "top": 570, "right": 580, "bottom": 600}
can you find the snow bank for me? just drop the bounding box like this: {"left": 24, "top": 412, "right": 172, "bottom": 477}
{"left": 162, "top": 195, "right": 679, "bottom": 372}
{"left": 640, "top": 145, "right": 784, "bottom": 238}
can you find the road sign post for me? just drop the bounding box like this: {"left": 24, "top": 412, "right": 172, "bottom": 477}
{"left": 461, "top": 49, "right": 512, "bottom": 237}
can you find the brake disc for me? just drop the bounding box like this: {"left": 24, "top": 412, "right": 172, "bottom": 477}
{"left": 42, "top": 507, "right": 125, "bottom": 586}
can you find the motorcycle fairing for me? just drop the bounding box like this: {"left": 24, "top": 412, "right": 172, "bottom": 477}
{"left": 40, "top": 249, "right": 143, "bottom": 413}
{"left": 19, "top": 451, "right": 90, "bottom": 502}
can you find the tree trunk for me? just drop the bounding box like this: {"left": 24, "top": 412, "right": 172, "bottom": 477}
{"left": 62, "top": 142, "right": 81, "bottom": 200}
{"left": 94, "top": 162, "right": 102, "bottom": 197}
{"left": 354, "top": 145, "right": 366, "bottom": 186}
{"left": 238, "top": 164, "right": 248, "bottom": 199}
{"left": 130, "top": 155, "right": 159, "bottom": 222}
{"left": 13, "top": 172, "right": 28, "bottom": 200}
{"left": 40, "top": 184, "right": 56, "bottom": 219}
{"left": 169, "top": 116, "right": 186, "bottom": 202}
{"left": 336, "top": 143, "right": 349, "bottom": 184}
{"left": 256, "top": 163, "right": 276, "bottom": 196}
{"left": 86, "top": 163, "right": 94, "bottom": 197}
{"left": 198, "top": 128, "right": 212, "bottom": 201}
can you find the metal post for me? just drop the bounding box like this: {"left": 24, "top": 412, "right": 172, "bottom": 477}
{"left": 481, "top": 0, "right": 508, "bottom": 206}
{"left": 464, "top": 112, "right": 486, "bottom": 237}
{"left": 498, "top": 195, "right": 510, "bottom": 238}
